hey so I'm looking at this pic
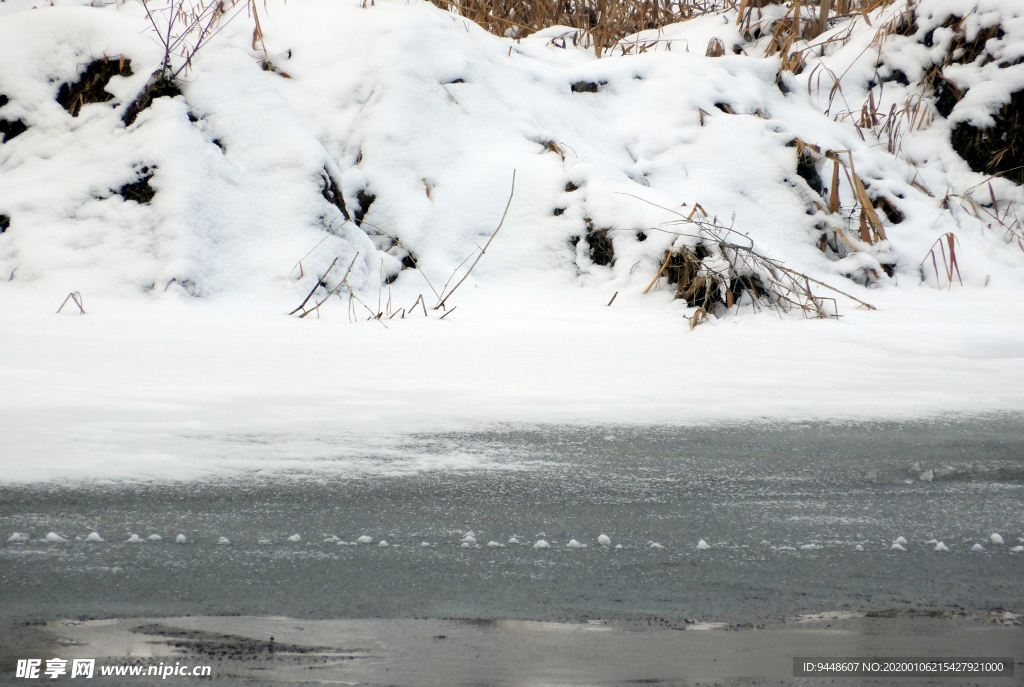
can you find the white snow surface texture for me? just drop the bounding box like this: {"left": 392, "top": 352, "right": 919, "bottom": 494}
{"left": 1, "top": 0, "right": 1023, "bottom": 481}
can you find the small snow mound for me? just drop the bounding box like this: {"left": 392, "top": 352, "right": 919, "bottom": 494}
{"left": 935, "top": 542, "right": 949, "bottom": 552}
{"left": 175, "top": 534, "right": 187, "bottom": 544}
{"left": 7, "top": 532, "right": 29, "bottom": 543}
{"left": 148, "top": 534, "right": 162, "bottom": 542}
{"left": 533, "top": 539, "right": 550, "bottom": 549}
{"left": 971, "top": 543, "right": 984, "bottom": 552}
{"left": 461, "top": 534, "right": 477, "bottom": 545}
{"left": 648, "top": 541, "right": 666, "bottom": 550}
{"left": 487, "top": 540, "right": 505, "bottom": 548}
{"left": 566, "top": 539, "right": 586, "bottom": 549}
{"left": 357, "top": 535, "right": 373, "bottom": 544}
{"left": 854, "top": 544, "right": 864, "bottom": 551}
{"left": 258, "top": 538, "right": 273, "bottom": 545}
{"left": 614, "top": 544, "right": 623, "bottom": 550}
{"left": 696, "top": 539, "right": 711, "bottom": 550}
{"left": 598, "top": 534, "right": 612, "bottom": 547}
{"left": 336, "top": 540, "right": 350, "bottom": 546}
{"left": 125, "top": 534, "right": 143, "bottom": 543}
{"left": 919, "top": 469, "right": 934, "bottom": 482}
{"left": 323, "top": 535, "right": 340, "bottom": 543}
{"left": 287, "top": 534, "right": 302, "bottom": 542}
{"left": 990, "top": 533, "right": 1004, "bottom": 545}
{"left": 86, "top": 532, "right": 104, "bottom": 543}
{"left": 378, "top": 540, "right": 389, "bottom": 548}
{"left": 891, "top": 543, "right": 906, "bottom": 551}
{"left": 925, "top": 539, "right": 939, "bottom": 546}
{"left": 45, "top": 532, "right": 66, "bottom": 543}
{"left": 1010, "top": 546, "right": 1024, "bottom": 553}
{"left": 421, "top": 541, "right": 432, "bottom": 547}
{"left": 508, "top": 537, "right": 521, "bottom": 545}
{"left": 800, "top": 543, "right": 820, "bottom": 550}
{"left": 217, "top": 536, "right": 230, "bottom": 545}
{"left": 893, "top": 536, "right": 907, "bottom": 546}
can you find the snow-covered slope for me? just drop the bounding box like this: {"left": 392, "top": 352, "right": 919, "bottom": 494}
{"left": 0, "top": 0, "right": 1022, "bottom": 481}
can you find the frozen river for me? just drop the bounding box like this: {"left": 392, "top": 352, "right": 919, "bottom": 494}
{"left": 1, "top": 416, "right": 1022, "bottom": 684}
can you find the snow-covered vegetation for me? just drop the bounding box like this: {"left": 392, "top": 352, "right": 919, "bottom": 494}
{"left": 0, "top": 0, "right": 1022, "bottom": 481}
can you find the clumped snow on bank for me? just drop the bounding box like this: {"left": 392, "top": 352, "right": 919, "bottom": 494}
{"left": 0, "top": 0, "right": 1023, "bottom": 481}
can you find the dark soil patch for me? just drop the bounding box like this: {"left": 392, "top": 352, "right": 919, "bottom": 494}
{"left": 0, "top": 95, "right": 7, "bottom": 108}
{"left": 586, "top": 227, "right": 614, "bottom": 266}
{"left": 0, "top": 215, "right": 9, "bottom": 234}
{"left": 636, "top": 231, "right": 647, "bottom": 241}
{"left": 320, "top": 168, "right": 350, "bottom": 220}
{"left": 875, "top": 196, "right": 905, "bottom": 224}
{"left": 553, "top": 207, "right": 565, "bottom": 216}
{"left": 355, "top": 189, "right": 376, "bottom": 226}
{"left": 565, "top": 181, "right": 579, "bottom": 192}
{"left": 950, "top": 90, "right": 1023, "bottom": 185}
{"left": 0, "top": 118, "right": 27, "bottom": 143}
{"left": 132, "top": 624, "right": 334, "bottom": 659}
{"left": 122, "top": 72, "right": 182, "bottom": 126}
{"left": 117, "top": 167, "right": 156, "bottom": 204}
{"left": 571, "top": 81, "right": 603, "bottom": 93}
{"left": 796, "top": 147, "right": 825, "bottom": 197}
{"left": 57, "top": 57, "right": 133, "bottom": 117}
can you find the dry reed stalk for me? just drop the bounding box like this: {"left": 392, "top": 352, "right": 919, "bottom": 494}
{"left": 57, "top": 292, "right": 85, "bottom": 314}
{"left": 289, "top": 256, "right": 338, "bottom": 315}
{"left": 627, "top": 195, "right": 874, "bottom": 322}
{"left": 435, "top": 170, "right": 516, "bottom": 310}
{"left": 294, "top": 253, "right": 360, "bottom": 318}
{"left": 921, "top": 233, "right": 962, "bottom": 288}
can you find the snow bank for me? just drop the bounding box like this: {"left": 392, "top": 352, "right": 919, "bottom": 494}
{"left": 1, "top": 0, "right": 1023, "bottom": 482}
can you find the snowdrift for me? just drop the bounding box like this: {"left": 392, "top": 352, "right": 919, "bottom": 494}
{"left": 0, "top": 0, "right": 1020, "bottom": 317}
{"left": 1, "top": 0, "right": 1024, "bottom": 482}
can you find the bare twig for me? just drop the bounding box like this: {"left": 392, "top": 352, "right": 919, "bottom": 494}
{"left": 435, "top": 170, "right": 516, "bottom": 310}
{"left": 57, "top": 292, "right": 85, "bottom": 314}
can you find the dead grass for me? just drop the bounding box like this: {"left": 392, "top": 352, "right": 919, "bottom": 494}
{"left": 920, "top": 232, "right": 962, "bottom": 288}
{"left": 630, "top": 195, "right": 875, "bottom": 325}
{"left": 430, "top": 0, "right": 742, "bottom": 56}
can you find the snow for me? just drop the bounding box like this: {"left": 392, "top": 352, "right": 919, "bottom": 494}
{"left": 971, "top": 543, "right": 984, "bottom": 551}
{"left": 378, "top": 540, "right": 389, "bottom": 547}
{"left": 175, "top": 534, "right": 187, "bottom": 543}
{"left": 934, "top": 541, "right": 949, "bottom": 552}
{"left": 508, "top": 537, "right": 521, "bottom": 545}
{"left": 696, "top": 539, "right": 711, "bottom": 550}
{"left": 989, "top": 533, "right": 1004, "bottom": 545}
{"left": 287, "top": 534, "right": 301, "bottom": 542}
{"left": 44, "top": 532, "right": 66, "bottom": 542}
{"left": 893, "top": 536, "right": 908, "bottom": 546}
{"left": 597, "top": 534, "right": 611, "bottom": 547}
{"left": 891, "top": 543, "right": 906, "bottom": 551}
{"left": 533, "top": 539, "right": 550, "bottom": 549}
{"left": 487, "top": 540, "right": 505, "bottom": 548}
{"left": 356, "top": 535, "right": 373, "bottom": 544}
{"left": 85, "top": 532, "right": 103, "bottom": 542}
{"left": 7, "top": 532, "right": 29, "bottom": 542}
{"left": 125, "top": 533, "right": 142, "bottom": 543}
{"left": 217, "top": 536, "right": 230, "bottom": 545}
{"left": 1011, "top": 546, "right": 1024, "bottom": 553}
{"left": 0, "top": 0, "right": 1022, "bottom": 483}
{"left": 648, "top": 541, "right": 666, "bottom": 550}
{"left": 566, "top": 538, "right": 586, "bottom": 549}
